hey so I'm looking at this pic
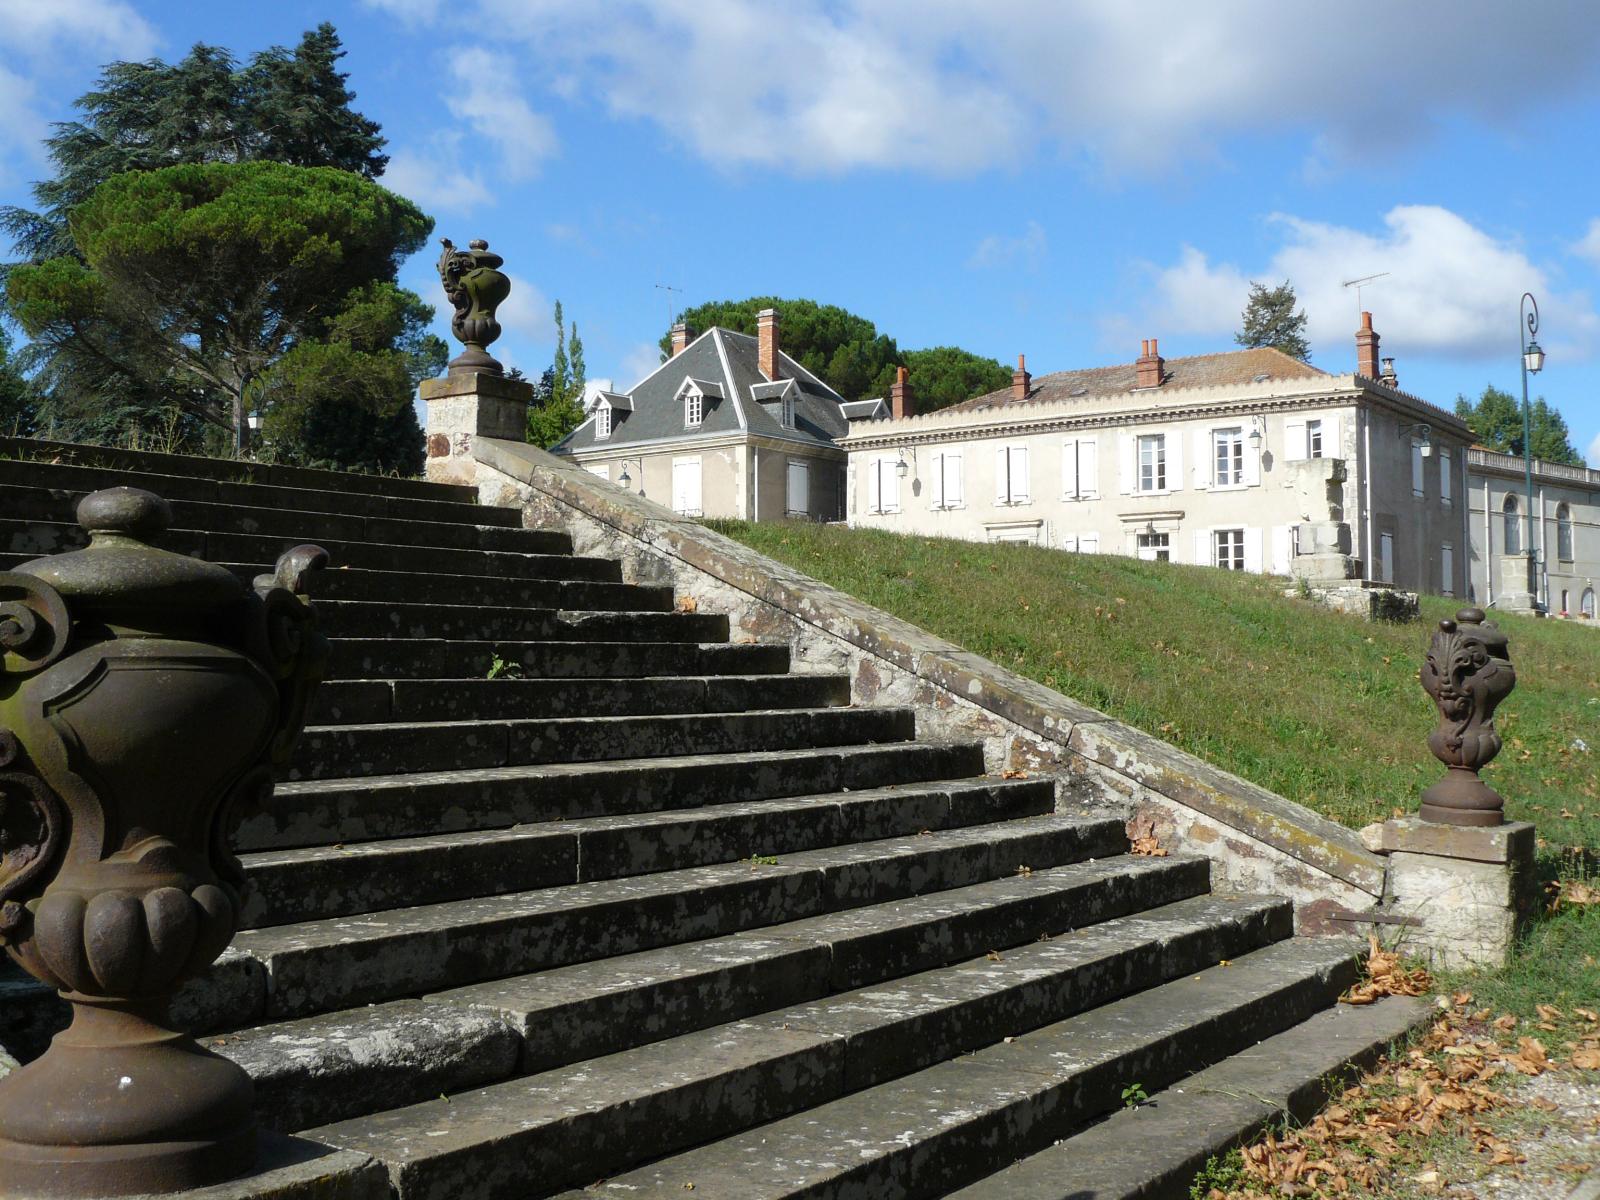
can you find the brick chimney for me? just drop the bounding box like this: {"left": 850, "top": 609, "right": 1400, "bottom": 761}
{"left": 757, "top": 308, "right": 781, "bottom": 380}
{"left": 1011, "top": 354, "right": 1031, "bottom": 401}
{"left": 670, "top": 322, "right": 692, "bottom": 357}
{"left": 890, "top": 365, "right": 915, "bottom": 419}
{"left": 1356, "top": 311, "right": 1381, "bottom": 379}
{"left": 1135, "top": 338, "right": 1164, "bottom": 389}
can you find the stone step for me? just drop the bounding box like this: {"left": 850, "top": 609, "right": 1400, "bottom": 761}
{"left": 551, "top": 937, "right": 1362, "bottom": 1200}
{"left": 308, "top": 601, "right": 731, "bottom": 644}
{"left": 293, "top": 567, "right": 674, "bottom": 611}
{"left": 942, "top": 994, "right": 1431, "bottom": 1200}
{"left": 227, "top": 881, "right": 1256, "bottom": 1135}
{"left": 323, "top": 638, "right": 784, "bottom": 681}
{"left": 312, "top": 673, "right": 849, "bottom": 725}
{"left": 230, "top": 814, "right": 1128, "bottom": 1021}
{"left": 0, "top": 453, "right": 515, "bottom": 525}
{"left": 287, "top": 706, "right": 910, "bottom": 781}
{"left": 237, "top": 777, "right": 1058, "bottom": 928}
{"left": 2, "top": 484, "right": 562, "bottom": 554}
{"left": 247, "top": 741, "right": 991, "bottom": 851}
{"left": 0, "top": 519, "right": 606, "bottom": 582}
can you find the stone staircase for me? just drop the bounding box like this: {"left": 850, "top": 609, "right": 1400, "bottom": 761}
{"left": 0, "top": 443, "right": 1425, "bottom": 1200}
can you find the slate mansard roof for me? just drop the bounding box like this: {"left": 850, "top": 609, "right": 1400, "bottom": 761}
{"left": 555, "top": 328, "right": 850, "bottom": 454}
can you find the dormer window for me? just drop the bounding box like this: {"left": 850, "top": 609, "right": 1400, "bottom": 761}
{"left": 596, "top": 404, "right": 612, "bottom": 439}
{"left": 685, "top": 390, "right": 703, "bottom": 428}
{"left": 782, "top": 394, "right": 795, "bottom": 429}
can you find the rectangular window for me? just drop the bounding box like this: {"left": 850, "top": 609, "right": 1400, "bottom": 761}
{"left": 785, "top": 460, "right": 809, "bottom": 516}
{"left": 685, "top": 392, "right": 703, "bottom": 427}
{"left": 671, "top": 458, "right": 702, "bottom": 517}
{"left": 1441, "top": 543, "right": 1455, "bottom": 597}
{"left": 595, "top": 405, "right": 612, "bottom": 439}
{"left": 1137, "top": 531, "right": 1170, "bottom": 562}
{"left": 1306, "top": 419, "right": 1324, "bottom": 458}
{"left": 1213, "top": 427, "right": 1244, "bottom": 486}
{"left": 1214, "top": 528, "right": 1245, "bottom": 571}
{"left": 934, "top": 451, "right": 964, "bottom": 509}
{"left": 1380, "top": 532, "right": 1395, "bottom": 583}
{"left": 1440, "top": 448, "right": 1453, "bottom": 506}
{"left": 995, "top": 445, "right": 1030, "bottom": 505}
{"left": 1411, "top": 443, "right": 1425, "bottom": 498}
{"left": 867, "top": 457, "right": 901, "bottom": 514}
{"left": 1137, "top": 434, "right": 1166, "bottom": 493}
{"left": 1063, "top": 438, "right": 1099, "bottom": 499}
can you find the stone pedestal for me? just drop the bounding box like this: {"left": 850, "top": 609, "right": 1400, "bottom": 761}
{"left": 1380, "top": 818, "right": 1537, "bottom": 968}
{"left": 1494, "top": 552, "right": 1540, "bottom": 613}
{"left": 1289, "top": 521, "right": 1360, "bottom": 583}
{"left": 420, "top": 372, "right": 533, "bottom": 487}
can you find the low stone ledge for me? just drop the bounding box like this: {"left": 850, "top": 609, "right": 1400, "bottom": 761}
{"left": 473, "top": 437, "right": 1387, "bottom": 925}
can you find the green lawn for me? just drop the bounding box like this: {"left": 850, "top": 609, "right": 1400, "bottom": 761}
{"left": 709, "top": 520, "right": 1600, "bottom": 863}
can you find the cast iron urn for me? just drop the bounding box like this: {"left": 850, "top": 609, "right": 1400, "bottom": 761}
{"left": 1418, "top": 606, "right": 1516, "bottom": 827}
{"left": 0, "top": 487, "right": 327, "bottom": 1196}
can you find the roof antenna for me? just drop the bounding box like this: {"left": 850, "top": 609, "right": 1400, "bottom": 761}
{"left": 654, "top": 282, "right": 683, "bottom": 331}
{"left": 1341, "top": 272, "right": 1390, "bottom": 315}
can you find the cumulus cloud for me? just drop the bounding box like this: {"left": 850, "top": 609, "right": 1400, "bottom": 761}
{"left": 383, "top": 144, "right": 495, "bottom": 215}
{"left": 618, "top": 341, "right": 667, "bottom": 388}
{"left": 471, "top": 0, "right": 1600, "bottom": 176}
{"left": 445, "top": 50, "right": 557, "bottom": 181}
{"left": 1139, "top": 206, "right": 1600, "bottom": 363}
{"left": 969, "top": 221, "right": 1048, "bottom": 271}
{"left": 358, "top": 0, "right": 444, "bottom": 25}
{"left": 1573, "top": 218, "right": 1600, "bottom": 270}
{"left": 494, "top": 273, "right": 553, "bottom": 343}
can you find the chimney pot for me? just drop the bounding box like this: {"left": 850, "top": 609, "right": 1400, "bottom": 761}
{"left": 757, "top": 308, "right": 781, "bottom": 380}
{"left": 1136, "top": 336, "right": 1164, "bottom": 389}
{"left": 670, "top": 322, "right": 692, "bottom": 357}
{"left": 1012, "top": 354, "right": 1031, "bottom": 401}
{"left": 1356, "top": 312, "right": 1381, "bottom": 379}
{"left": 891, "top": 364, "right": 915, "bottom": 419}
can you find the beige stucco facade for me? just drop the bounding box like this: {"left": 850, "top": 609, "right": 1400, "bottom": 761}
{"left": 841, "top": 371, "right": 1473, "bottom": 595}
{"left": 1466, "top": 448, "right": 1600, "bottom": 619}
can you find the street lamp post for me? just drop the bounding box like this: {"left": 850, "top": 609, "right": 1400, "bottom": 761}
{"left": 1519, "top": 293, "right": 1545, "bottom": 606}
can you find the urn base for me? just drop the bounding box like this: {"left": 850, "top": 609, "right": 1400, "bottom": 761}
{"left": 1419, "top": 767, "right": 1506, "bottom": 827}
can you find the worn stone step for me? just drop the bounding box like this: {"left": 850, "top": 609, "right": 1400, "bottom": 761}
{"left": 288, "top": 706, "right": 910, "bottom": 781}
{"left": 943, "top": 994, "right": 1431, "bottom": 1200}
{"left": 555, "top": 937, "right": 1362, "bottom": 1200}
{"left": 435, "top": 855, "right": 1214, "bottom": 1076}
{"left": 0, "top": 453, "right": 517, "bottom": 525}
{"left": 231, "top": 814, "right": 1127, "bottom": 1020}
{"left": 0, "top": 435, "right": 478, "bottom": 502}
{"left": 323, "top": 638, "right": 783, "bottom": 681}
{"left": 294, "top": 568, "right": 673, "bottom": 611}
{"left": 309, "top": 600, "right": 731, "bottom": 644}
{"left": 248, "top": 741, "right": 990, "bottom": 851}
{"left": 0, "top": 519, "right": 608, "bottom": 583}
{"left": 3, "top": 484, "right": 564, "bottom": 554}
{"left": 228, "top": 883, "right": 1263, "bottom": 1135}
{"left": 313, "top": 673, "right": 850, "bottom": 725}
{"left": 238, "top": 777, "right": 1056, "bottom": 928}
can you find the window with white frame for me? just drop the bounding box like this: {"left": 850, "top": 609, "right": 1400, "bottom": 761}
{"left": 1503, "top": 494, "right": 1522, "bottom": 555}
{"left": 595, "top": 404, "right": 612, "bottom": 439}
{"left": 932, "top": 450, "right": 964, "bottom": 509}
{"left": 1441, "top": 543, "right": 1455, "bottom": 596}
{"left": 1137, "top": 531, "right": 1170, "bottom": 562}
{"left": 1558, "top": 503, "right": 1574, "bottom": 561}
{"left": 1306, "top": 419, "right": 1324, "bottom": 458}
{"left": 785, "top": 460, "right": 809, "bottom": 516}
{"left": 685, "top": 390, "right": 703, "bottom": 427}
{"left": 1411, "top": 442, "right": 1425, "bottom": 498}
{"left": 1213, "top": 427, "right": 1244, "bottom": 486}
{"left": 995, "top": 445, "right": 1030, "bottom": 505}
{"left": 782, "top": 394, "right": 795, "bottom": 429}
{"left": 671, "top": 457, "right": 702, "bottom": 516}
{"left": 866, "top": 457, "right": 901, "bottom": 514}
{"left": 1137, "top": 434, "right": 1166, "bottom": 493}
{"left": 1213, "top": 528, "right": 1245, "bottom": 571}
{"left": 1062, "top": 437, "right": 1098, "bottom": 499}
{"left": 1440, "top": 448, "right": 1453, "bottom": 507}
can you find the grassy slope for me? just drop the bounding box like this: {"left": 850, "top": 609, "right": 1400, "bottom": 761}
{"left": 710, "top": 521, "right": 1600, "bottom": 860}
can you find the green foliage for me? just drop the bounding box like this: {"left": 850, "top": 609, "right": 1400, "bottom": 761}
{"left": 900, "top": 346, "right": 1010, "bottom": 412}
{"left": 1235, "top": 280, "right": 1311, "bottom": 362}
{"left": 1120, "top": 1081, "right": 1150, "bottom": 1109}
{"left": 1190, "top": 1149, "right": 1246, "bottom": 1198}
{"left": 0, "top": 326, "right": 37, "bottom": 437}
{"left": 528, "top": 301, "right": 587, "bottom": 448}
{"left": 1453, "top": 384, "right": 1582, "bottom": 465}
{"left": 256, "top": 341, "right": 421, "bottom": 476}
{"left": 662, "top": 297, "right": 901, "bottom": 401}
{"left": 8, "top": 161, "right": 432, "bottom": 462}
{"left": 486, "top": 652, "right": 524, "bottom": 680}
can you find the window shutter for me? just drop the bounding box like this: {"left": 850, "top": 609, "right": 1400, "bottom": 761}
{"left": 1442, "top": 544, "right": 1455, "bottom": 595}
{"left": 1192, "top": 429, "right": 1211, "bottom": 489}
{"left": 1195, "top": 529, "right": 1213, "bottom": 566}
{"left": 1271, "top": 525, "right": 1293, "bottom": 574}
{"left": 884, "top": 462, "right": 901, "bottom": 513}
{"left": 1079, "top": 439, "right": 1098, "bottom": 497}
{"left": 1061, "top": 534, "right": 1078, "bottom": 553}
{"left": 995, "top": 446, "right": 1009, "bottom": 504}
{"left": 1440, "top": 450, "right": 1453, "bottom": 503}
{"left": 787, "top": 461, "right": 808, "bottom": 514}
{"left": 1119, "top": 435, "right": 1135, "bottom": 495}
{"left": 1283, "top": 419, "right": 1306, "bottom": 462}
{"left": 867, "top": 459, "right": 881, "bottom": 514}
{"left": 1244, "top": 436, "right": 1262, "bottom": 487}
{"left": 946, "top": 452, "right": 963, "bottom": 507}
{"left": 1062, "top": 440, "right": 1079, "bottom": 499}
{"left": 1244, "top": 527, "right": 1264, "bottom": 574}
{"left": 1012, "top": 447, "right": 1030, "bottom": 502}
{"left": 1080, "top": 532, "right": 1099, "bottom": 553}
{"left": 1324, "top": 414, "right": 1342, "bottom": 457}
{"left": 930, "top": 452, "right": 944, "bottom": 507}
{"left": 1166, "top": 432, "right": 1182, "bottom": 493}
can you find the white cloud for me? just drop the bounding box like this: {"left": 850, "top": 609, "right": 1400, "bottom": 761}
{"left": 495, "top": 273, "right": 553, "bottom": 343}
{"left": 969, "top": 221, "right": 1048, "bottom": 271}
{"left": 0, "top": 0, "right": 158, "bottom": 59}
{"left": 1138, "top": 206, "right": 1600, "bottom": 363}
{"left": 445, "top": 50, "right": 557, "bottom": 181}
{"left": 1574, "top": 218, "right": 1600, "bottom": 270}
{"left": 618, "top": 341, "right": 666, "bottom": 388}
{"left": 475, "top": 0, "right": 1600, "bottom": 176}
{"left": 358, "top": 0, "right": 443, "bottom": 25}
{"left": 383, "top": 144, "right": 494, "bottom": 215}
{"left": 1589, "top": 430, "right": 1600, "bottom": 468}
{"left": 0, "top": 66, "right": 47, "bottom": 186}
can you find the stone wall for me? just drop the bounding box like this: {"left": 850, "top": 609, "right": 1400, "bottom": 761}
{"left": 473, "top": 437, "right": 1388, "bottom": 931}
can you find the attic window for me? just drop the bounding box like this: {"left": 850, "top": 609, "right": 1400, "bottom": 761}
{"left": 782, "top": 394, "right": 795, "bottom": 429}
{"left": 1070, "top": 388, "right": 1088, "bottom": 397}
{"left": 1252, "top": 373, "right": 1271, "bottom": 383}
{"left": 685, "top": 390, "right": 703, "bottom": 427}
{"left": 596, "top": 405, "right": 612, "bottom": 439}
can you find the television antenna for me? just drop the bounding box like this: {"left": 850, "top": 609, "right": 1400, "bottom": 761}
{"left": 654, "top": 282, "right": 684, "bottom": 329}
{"left": 1341, "top": 272, "right": 1390, "bottom": 313}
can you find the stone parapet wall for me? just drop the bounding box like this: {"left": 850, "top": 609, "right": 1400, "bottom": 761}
{"left": 474, "top": 437, "right": 1386, "bottom": 931}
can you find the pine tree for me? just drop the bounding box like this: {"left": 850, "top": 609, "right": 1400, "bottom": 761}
{"left": 526, "top": 301, "right": 586, "bottom": 448}
{"left": 1235, "top": 280, "right": 1311, "bottom": 362}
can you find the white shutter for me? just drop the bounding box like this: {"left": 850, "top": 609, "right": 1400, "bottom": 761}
{"left": 1079, "top": 439, "right": 1098, "bottom": 497}
{"left": 672, "top": 459, "right": 702, "bottom": 515}
{"left": 1244, "top": 527, "right": 1264, "bottom": 574}
{"left": 1283, "top": 419, "right": 1306, "bottom": 462}
{"left": 1192, "top": 429, "right": 1211, "bottom": 489}
{"left": 1166, "top": 432, "right": 1182, "bottom": 493}
{"left": 867, "top": 458, "right": 882, "bottom": 514}
{"left": 947, "top": 452, "right": 963, "bottom": 507}
{"left": 1271, "top": 525, "right": 1293, "bottom": 574}
{"left": 1119, "top": 434, "right": 1135, "bottom": 494}
{"left": 995, "top": 446, "right": 1010, "bottom": 504}
{"left": 1244, "top": 436, "right": 1262, "bottom": 487}
{"left": 586, "top": 464, "right": 610, "bottom": 480}
{"left": 1325, "top": 414, "right": 1343, "bottom": 458}
{"left": 1012, "top": 447, "right": 1030, "bottom": 503}
{"left": 1061, "top": 533, "right": 1078, "bottom": 553}
{"left": 786, "top": 461, "right": 809, "bottom": 515}
{"left": 1062, "top": 440, "right": 1079, "bottom": 499}
{"left": 1081, "top": 532, "right": 1099, "bottom": 553}
{"left": 1195, "top": 529, "right": 1212, "bottom": 566}
{"left": 930, "top": 452, "right": 944, "bottom": 508}
{"left": 884, "top": 461, "right": 901, "bottom": 513}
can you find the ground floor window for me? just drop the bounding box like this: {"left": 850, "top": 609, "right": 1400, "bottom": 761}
{"left": 1214, "top": 528, "right": 1245, "bottom": 571}
{"left": 671, "top": 458, "right": 702, "bottom": 517}
{"left": 1137, "top": 531, "right": 1170, "bottom": 562}
{"left": 1584, "top": 588, "right": 1597, "bottom": 619}
{"left": 785, "top": 460, "right": 810, "bottom": 517}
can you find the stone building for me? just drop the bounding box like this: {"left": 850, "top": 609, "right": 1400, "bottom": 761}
{"left": 1466, "top": 447, "right": 1600, "bottom": 618}
{"left": 552, "top": 309, "right": 852, "bottom": 521}
{"left": 839, "top": 317, "right": 1474, "bottom": 596}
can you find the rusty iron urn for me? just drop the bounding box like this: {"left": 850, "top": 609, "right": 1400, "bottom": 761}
{"left": 0, "top": 487, "right": 328, "bottom": 1196}
{"left": 1418, "top": 606, "right": 1516, "bottom": 827}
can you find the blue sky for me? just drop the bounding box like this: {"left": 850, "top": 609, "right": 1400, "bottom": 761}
{"left": 5, "top": 1, "right": 1600, "bottom": 463}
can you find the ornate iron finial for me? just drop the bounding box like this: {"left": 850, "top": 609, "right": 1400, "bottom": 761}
{"left": 1418, "top": 606, "right": 1516, "bottom": 826}
{"left": 437, "top": 236, "right": 510, "bottom": 377}
{"left": 0, "top": 487, "right": 327, "bottom": 1195}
